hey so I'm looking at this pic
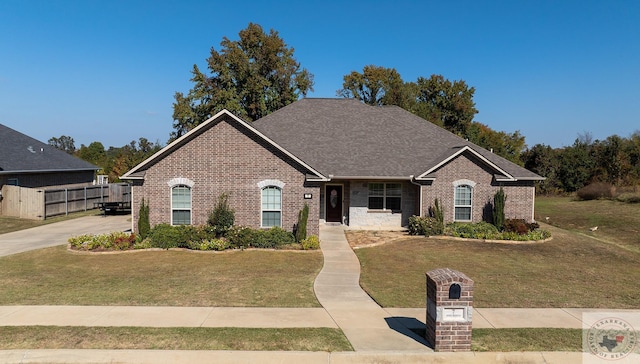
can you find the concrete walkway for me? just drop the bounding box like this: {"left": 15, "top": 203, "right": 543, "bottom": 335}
{"left": 314, "top": 224, "right": 430, "bottom": 351}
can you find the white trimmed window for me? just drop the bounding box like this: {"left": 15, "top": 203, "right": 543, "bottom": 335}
{"left": 368, "top": 183, "right": 401, "bottom": 211}
{"left": 261, "top": 186, "right": 282, "bottom": 227}
{"left": 454, "top": 185, "right": 472, "bottom": 221}
{"left": 171, "top": 185, "right": 192, "bottom": 225}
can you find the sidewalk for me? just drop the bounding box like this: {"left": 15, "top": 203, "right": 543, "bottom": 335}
{"left": 2, "top": 305, "right": 638, "bottom": 330}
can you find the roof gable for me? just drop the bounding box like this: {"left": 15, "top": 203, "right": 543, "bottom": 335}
{"left": 121, "top": 110, "right": 328, "bottom": 180}
{"left": 0, "top": 124, "right": 98, "bottom": 174}
{"left": 416, "top": 146, "right": 515, "bottom": 181}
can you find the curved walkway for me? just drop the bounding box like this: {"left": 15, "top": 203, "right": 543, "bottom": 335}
{"left": 314, "top": 224, "right": 430, "bottom": 351}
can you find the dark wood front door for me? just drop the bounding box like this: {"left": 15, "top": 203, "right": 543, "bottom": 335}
{"left": 325, "top": 185, "right": 343, "bottom": 223}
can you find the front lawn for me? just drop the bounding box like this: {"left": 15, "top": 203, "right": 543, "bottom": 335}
{"left": 0, "top": 326, "right": 352, "bottom": 351}
{"left": 0, "top": 246, "right": 323, "bottom": 307}
{"left": 353, "top": 223, "right": 640, "bottom": 308}
{"left": 535, "top": 196, "right": 640, "bottom": 252}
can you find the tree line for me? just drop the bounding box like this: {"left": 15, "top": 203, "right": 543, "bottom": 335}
{"left": 48, "top": 136, "right": 162, "bottom": 183}
{"left": 50, "top": 23, "right": 640, "bottom": 192}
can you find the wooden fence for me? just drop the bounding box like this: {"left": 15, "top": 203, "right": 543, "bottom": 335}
{"left": 0, "top": 184, "right": 131, "bottom": 220}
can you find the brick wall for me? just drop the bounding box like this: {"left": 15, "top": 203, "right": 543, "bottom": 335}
{"left": 421, "top": 151, "right": 535, "bottom": 223}
{"left": 130, "top": 115, "right": 320, "bottom": 236}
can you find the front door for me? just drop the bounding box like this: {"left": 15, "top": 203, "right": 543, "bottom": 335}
{"left": 325, "top": 185, "right": 343, "bottom": 223}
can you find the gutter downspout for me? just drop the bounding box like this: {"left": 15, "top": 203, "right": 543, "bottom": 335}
{"left": 409, "top": 175, "right": 423, "bottom": 217}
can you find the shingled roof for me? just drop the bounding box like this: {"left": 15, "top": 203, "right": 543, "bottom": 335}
{"left": 122, "top": 98, "right": 543, "bottom": 182}
{"left": 252, "top": 98, "right": 543, "bottom": 181}
{"left": 0, "top": 124, "right": 98, "bottom": 174}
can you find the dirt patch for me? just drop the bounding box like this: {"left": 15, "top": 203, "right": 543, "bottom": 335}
{"left": 344, "top": 230, "right": 410, "bottom": 248}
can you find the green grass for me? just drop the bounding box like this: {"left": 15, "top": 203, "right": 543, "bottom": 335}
{"left": 355, "top": 198, "right": 640, "bottom": 308}
{"left": 0, "top": 326, "right": 352, "bottom": 351}
{"left": 472, "top": 328, "right": 582, "bottom": 352}
{"left": 0, "top": 246, "right": 323, "bottom": 307}
{"left": 535, "top": 196, "right": 640, "bottom": 252}
{"left": 0, "top": 209, "right": 101, "bottom": 234}
{"left": 0, "top": 327, "right": 590, "bottom": 352}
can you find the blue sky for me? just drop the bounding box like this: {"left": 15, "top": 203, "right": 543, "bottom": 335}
{"left": 1, "top": 0, "right": 638, "bottom": 149}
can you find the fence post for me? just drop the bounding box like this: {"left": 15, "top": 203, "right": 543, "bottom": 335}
{"left": 65, "top": 188, "right": 68, "bottom": 216}
{"left": 84, "top": 186, "right": 87, "bottom": 211}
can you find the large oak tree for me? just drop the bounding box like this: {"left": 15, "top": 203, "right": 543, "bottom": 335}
{"left": 172, "top": 23, "right": 314, "bottom": 139}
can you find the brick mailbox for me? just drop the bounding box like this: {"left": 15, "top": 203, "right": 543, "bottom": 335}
{"left": 425, "top": 268, "right": 473, "bottom": 351}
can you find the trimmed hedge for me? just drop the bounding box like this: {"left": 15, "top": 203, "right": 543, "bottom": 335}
{"left": 227, "top": 226, "right": 295, "bottom": 249}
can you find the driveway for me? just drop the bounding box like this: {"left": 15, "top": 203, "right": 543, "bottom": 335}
{"left": 0, "top": 214, "right": 131, "bottom": 257}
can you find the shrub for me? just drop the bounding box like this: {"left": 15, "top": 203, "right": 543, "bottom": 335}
{"left": 226, "top": 226, "right": 253, "bottom": 248}
{"left": 301, "top": 235, "right": 320, "bottom": 250}
{"left": 445, "top": 222, "right": 499, "bottom": 239}
{"left": 137, "top": 198, "right": 150, "bottom": 240}
{"left": 148, "top": 224, "right": 182, "bottom": 249}
{"left": 408, "top": 215, "right": 443, "bottom": 236}
{"left": 501, "top": 229, "right": 551, "bottom": 241}
{"left": 616, "top": 193, "right": 640, "bottom": 204}
{"left": 208, "top": 193, "right": 235, "bottom": 236}
{"left": 68, "top": 232, "right": 137, "bottom": 251}
{"left": 503, "top": 219, "right": 540, "bottom": 235}
{"left": 133, "top": 238, "right": 152, "bottom": 250}
{"left": 295, "top": 204, "right": 309, "bottom": 243}
{"left": 429, "top": 198, "right": 444, "bottom": 225}
{"left": 68, "top": 234, "right": 94, "bottom": 249}
{"left": 576, "top": 182, "right": 616, "bottom": 200}
{"left": 188, "top": 238, "right": 230, "bottom": 251}
{"left": 113, "top": 232, "right": 137, "bottom": 250}
{"left": 226, "top": 226, "right": 295, "bottom": 248}
{"left": 492, "top": 188, "right": 506, "bottom": 231}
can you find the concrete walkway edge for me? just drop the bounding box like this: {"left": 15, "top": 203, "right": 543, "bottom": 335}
{"left": 0, "top": 349, "right": 588, "bottom": 364}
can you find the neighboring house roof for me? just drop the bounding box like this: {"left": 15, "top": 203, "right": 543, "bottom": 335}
{"left": 122, "top": 98, "right": 543, "bottom": 182}
{"left": 252, "top": 98, "right": 543, "bottom": 181}
{"left": 0, "top": 124, "right": 98, "bottom": 174}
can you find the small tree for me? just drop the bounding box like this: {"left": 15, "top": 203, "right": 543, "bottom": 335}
{"left": 137, "top": 198, "right": 150, "bottom": 240}
{"left": 295, "top": 203, "right": 309, "bottom": 243}
{"left": 208, "top": 193, "right": 235, "bottom": 237}
{"left": 427, "top": 198, "right": 444, "bottom": 235}
{"left": 492, "top": 187, "right": 506, "bottom": 231}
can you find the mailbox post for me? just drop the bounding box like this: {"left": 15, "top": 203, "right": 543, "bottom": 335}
{"left": 425, "top": 268, "right": 473, "bottom": 351}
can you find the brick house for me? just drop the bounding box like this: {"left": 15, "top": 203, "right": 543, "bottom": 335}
{"left": 122, "top": 99, "right": 543, "bottom": 236}
{"left": 0, "top": 124, "right": 98, "bottom": 190}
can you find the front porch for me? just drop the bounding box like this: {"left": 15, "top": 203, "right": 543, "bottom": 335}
{"left": 318, "top": 180, "right": 420, "bottom": 230}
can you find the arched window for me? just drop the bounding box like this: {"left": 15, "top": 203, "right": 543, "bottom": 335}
{"left": 454, "top": 184, "right": 472, "bottom": 221}
{"left": 171, "top": 185, "right": 192, "bottom": 225}
{"left": 261, "top": 186, "right": 282, "bottom": 227}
